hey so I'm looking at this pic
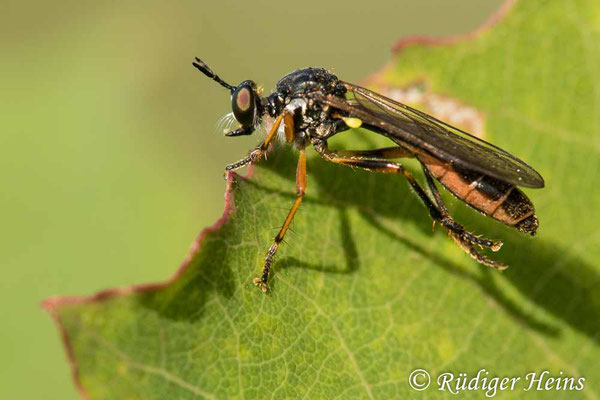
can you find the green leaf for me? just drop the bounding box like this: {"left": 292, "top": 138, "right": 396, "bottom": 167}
{"left": 46, "top": 0, "right": 600, "bottom": 398}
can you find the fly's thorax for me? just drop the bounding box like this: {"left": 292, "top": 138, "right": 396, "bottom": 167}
{"left": 268, "top": 68, "right": 348, "bottom": 140}
{"left": 276, "top": 67, "right": 346, "bottom": 98}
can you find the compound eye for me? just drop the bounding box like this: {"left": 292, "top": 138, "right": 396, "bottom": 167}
{"left": 232, "top": 84, "right": 256, "bottom": 126}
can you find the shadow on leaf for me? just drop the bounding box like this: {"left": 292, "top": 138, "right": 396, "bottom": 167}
{"left": 136, "top": 231, "right": 236, "bottom": 322}
{"left": 136, "top": 147, "right": 599, "bottom": 346}
{"left": 256, "top": 148, "right": 600, "bottom": 344}
{"left": 272, "top": 207, "right": 361, "bottom": 292}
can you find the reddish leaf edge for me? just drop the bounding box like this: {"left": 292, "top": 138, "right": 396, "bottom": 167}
{"left": 363, "top": 0, "right": 516, "bottom": 85}
{"left": 41, "top": 1, "right": 516, "bottom": 398}
{"left": 392, "top": 0, "right": 515, "bottom": 52}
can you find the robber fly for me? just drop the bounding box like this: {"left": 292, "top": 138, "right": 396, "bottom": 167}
{"left": 193, "top": 58, "right": 544, "bottom": 292}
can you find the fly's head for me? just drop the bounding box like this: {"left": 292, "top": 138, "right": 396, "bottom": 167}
{"left": 193, "top": 57, "right": 265, "bottom": 137}
{"left": 230, "top": 80, "right": 260, "bottom": 127}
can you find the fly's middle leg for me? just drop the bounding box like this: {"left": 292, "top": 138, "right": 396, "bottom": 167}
{"left": 254, "top": 148, "right": 307, "bottom": 292}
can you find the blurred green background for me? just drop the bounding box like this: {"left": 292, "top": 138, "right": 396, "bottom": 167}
{"left": 1, "top": 1, "right": 503, "bottom": 398}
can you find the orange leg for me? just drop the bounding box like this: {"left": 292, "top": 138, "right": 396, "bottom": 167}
{"left": 254, "top": 147, "right": 306, "bottom": 292}
{"left": 225, "top": 111, "right": 294, "bottom": 171}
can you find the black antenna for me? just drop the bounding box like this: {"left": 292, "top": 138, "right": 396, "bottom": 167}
{"left": 193, "top": 57, "right": 236, "bottom": 92}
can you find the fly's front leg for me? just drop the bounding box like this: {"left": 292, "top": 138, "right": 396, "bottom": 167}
{"left": 225, "top": 111, "right": 294, "bottom": 172}
{"left": 254, "top": 148, "right": 307, "bottom": 292}
{"left": 314, "top": 141, "right": 506, "bottom": 270}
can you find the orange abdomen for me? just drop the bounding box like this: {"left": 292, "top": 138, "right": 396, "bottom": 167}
{"left": 418, "top": 153, "right": 538, "bottom": 235}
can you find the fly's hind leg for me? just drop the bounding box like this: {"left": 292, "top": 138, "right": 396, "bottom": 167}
{"left": 420, "top": 165, "right": 505, "bottom": 268}
{"left": 313, "top": 141, "right": 506, "bottom": 270}
{"left": 254, "top": 148, "right": 307, "bottom": 292}
{"left": 421, "top": 165, "right": 503, "bottom": 251}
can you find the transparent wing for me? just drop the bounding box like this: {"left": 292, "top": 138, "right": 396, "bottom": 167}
{"left": 315, "top": 82, "right": 544, "bottom": 188}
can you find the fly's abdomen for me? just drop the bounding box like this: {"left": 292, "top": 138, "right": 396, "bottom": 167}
{"left": 419, "top": 154, "right": 538, "bottom": 235}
